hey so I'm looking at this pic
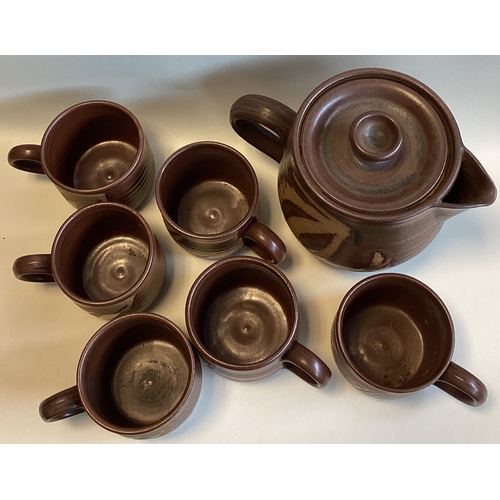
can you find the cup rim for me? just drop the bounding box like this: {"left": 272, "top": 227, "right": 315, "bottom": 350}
{"left": 185, "top": 256, "right": 300, "bottom": 370}
{"left": 333, "top": 273, "right": 455, "bottom": 394}
{"left": 155, "top": 141, "right": 259, "bottom": 241}
{"left": 51, "top": 202, "right": 157, "bottom": 308}
{"left": 40, "top": 100, "right": 145, "bottom": 195}
{"left": 77, "top": 312, "right": 201, "bottom": 436}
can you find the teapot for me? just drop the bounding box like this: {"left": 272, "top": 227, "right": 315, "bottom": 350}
{"left": 230, "top": 68, "right": 497, "bottom": 271}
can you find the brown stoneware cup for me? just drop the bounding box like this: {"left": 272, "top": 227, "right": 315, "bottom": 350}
{"left": 186, "top": 256, "right": 331, "bottom": 388}
{"left": 332, "top": 273, "right": 487, "bottom": 406}
{"left": 39, "top": 313, "right": 202, "bottom": 439}
{"left": 12, "top": 202, "right": 165, "bottom": 318}
{"left": 8, "top": 100, "right": 155, "bottom": 209}
{"left": 156, "top": 141, "right": 286, "bottom": 264}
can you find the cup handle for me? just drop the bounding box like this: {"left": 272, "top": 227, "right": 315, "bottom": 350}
{"left": 8, "top": 144, "right": 45, "bottom": 174}
{"left": 13, "top": 254, "right": 55, "bottom": 282}
{"left": 242, "top": 218, "right": 287, "bottom": 264}
{"left": 282, "top": 341, "right": 332, "bottom": 389}
{"left": 39, "top": 386, "right": 85, "bottom": 422}
{"left": 230, "top": 94, "right": 296, "bottom": 163}
{"left": 433, "top": 360, "right": 487, "bottom": 407}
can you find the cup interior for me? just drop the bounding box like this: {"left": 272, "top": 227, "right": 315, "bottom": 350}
{"left": 338, "top": 276, "right": 453, "bottom": 390}
{"left": 157, "top": 144, "right": 257, "bottom": 236}
{"left": 53, "top": 204, "right": 151, "bottom": 303}
{"left": 78, "top": 315, "right": 193, "bottom": 430}
{"left": 43, "top": 102, "right": 141, "bottom": 190}
{"left": 189, "top": 258, "right": 296, "bottom": 366}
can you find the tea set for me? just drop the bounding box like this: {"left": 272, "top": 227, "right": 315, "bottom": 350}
{"left": 8, "top": 68, "right": 496, "bottom": 439}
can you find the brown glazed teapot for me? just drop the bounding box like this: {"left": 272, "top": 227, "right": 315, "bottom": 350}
{"left": 230, "top": 68, "right": 497, "bottom": 270}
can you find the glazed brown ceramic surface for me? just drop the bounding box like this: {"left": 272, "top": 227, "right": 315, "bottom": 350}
{"left": 186, "top": 256, "right": 331, "bottom": 388}
{"left": 39, "top": 313, "right": 202, "bottom": 439}
{"left": 12, "top": 202, "right": 165, "bottom": 317}
{"left": 8, "top": 100, "right": 155, "bottom": 210}
{"left": 156, "top": 141, "right": 286, "bottom": 264}
{"left": 230, "top": 68, "right": 497, "bottom": 270}
{"left": 332, "top": 273, "right": 487, "bottom": 406}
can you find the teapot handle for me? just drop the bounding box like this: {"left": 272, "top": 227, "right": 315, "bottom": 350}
{"left": 230, "top": 94, "right": 296, "bottom": 164}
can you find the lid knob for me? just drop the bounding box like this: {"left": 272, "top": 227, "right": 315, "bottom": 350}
{"left": 349, "top": 111, "right": 403, "bottom": 163}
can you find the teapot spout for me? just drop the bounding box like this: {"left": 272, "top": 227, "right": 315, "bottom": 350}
{"left": 437, "top": 148, "right": 497, "bottom": 221}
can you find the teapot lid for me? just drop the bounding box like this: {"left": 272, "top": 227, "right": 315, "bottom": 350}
{"left": 297, "top": 68, "right": 462, "bottom": 214}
